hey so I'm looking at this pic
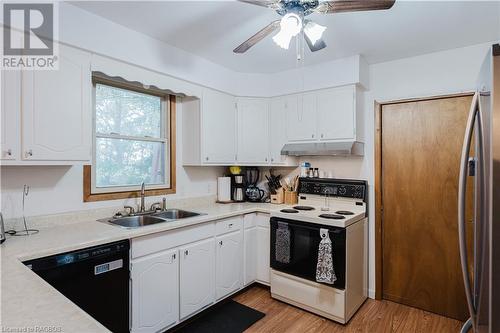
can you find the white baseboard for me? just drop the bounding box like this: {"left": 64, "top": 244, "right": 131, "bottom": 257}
{"left": 368, "top": 289, "right": 375, "bottom": 299}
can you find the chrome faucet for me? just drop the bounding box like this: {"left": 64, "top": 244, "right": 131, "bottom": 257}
{"left": 140, "top": 182, "right": 146, "bottom": 213}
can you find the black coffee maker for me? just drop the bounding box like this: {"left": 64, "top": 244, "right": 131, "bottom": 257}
{"left": 245, "top": 167, "right": 265, "bottom": 202}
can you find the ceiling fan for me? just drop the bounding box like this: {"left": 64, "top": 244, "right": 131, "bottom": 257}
{"left": 233, "top": 0, "right": 396, "bottom": 53}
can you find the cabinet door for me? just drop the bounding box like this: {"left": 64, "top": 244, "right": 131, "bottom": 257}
{"left": 286, "top": 93, "right": 317, "bottom": 142}
{"left": 216, "top": 230, "right": 243, "bottom": 299}
{"left": 202, "top": 88, "right": 237, "bottom": 164}
{"left": 237, "top": 98, "right": 269, "bottom": 164}
{"left": 269, "top": 97, "right": 288, "bottom": 164}
{"left": 317, "top": 85, "right": 355, "bottom": 141}
{"left": 1, "top": 70, "right": 20, "bottom": 160}
{"left": 256, "top": 226, "right": 270, "bottom": 284}
{"left": 179, "top": 238, "right": 215, "bottom": 319}
{"left": 244, "top": 227, "right": 257, "bottom": 286}
{"left": 131, "top": 249, "right": 178, "bottom": 333}
{"left": 22, "top": 44, "right": 91, "bottom": 161}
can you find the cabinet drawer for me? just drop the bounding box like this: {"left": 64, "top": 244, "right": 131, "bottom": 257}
{"left": 255, "top": 213, "right": 270, "bottom": 228}
{"left": 132, "top": 222, "right": 215, "bottom": 259}
{"left": 215, "top": 216, "right": 242, "bottom": 236}
{"left": 243, "top": 214, "right": 256, "bottom": 229}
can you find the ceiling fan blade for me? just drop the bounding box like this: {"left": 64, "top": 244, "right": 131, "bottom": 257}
{"left": 238, "top": 0, "right": 283, "bottom": 10}
{"left": 315, "top": 0, "right": 395, "bottom": 14}
{"left": 233, "top": 20, "right": 281, "bottom": 53}
{"left": 304, "top": 33, "right": 327, "bottom": 52}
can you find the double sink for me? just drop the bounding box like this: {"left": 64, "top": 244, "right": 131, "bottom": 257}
{"left": 99, "top": 209, "right": 204, "bottom": 228}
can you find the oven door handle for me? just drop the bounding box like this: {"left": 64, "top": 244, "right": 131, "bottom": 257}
{"left": 272, "top": 219, "right": 343, "bottom": 234}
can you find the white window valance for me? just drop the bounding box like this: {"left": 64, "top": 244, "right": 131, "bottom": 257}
{"left": 91, "top": 54, "right": 202, "bottom": 99}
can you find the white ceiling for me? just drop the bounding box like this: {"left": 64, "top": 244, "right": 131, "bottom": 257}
{"left": 72, "top": 1, "right": 500, "bottom": 74}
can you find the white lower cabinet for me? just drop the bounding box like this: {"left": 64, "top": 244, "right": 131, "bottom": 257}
{"left": 130, "top": 213, "right": 270, "bottom": 332}
{"left": 179, "top": 238, "right": 215, "bottom": 319}
{"left": 244, "top": 226, "right": 257, "bottom": 286}
{"left": 215, "top": 230, "right": 243, "bottom": 299}
{"left": 256, "top": 215, "right": 271, "bottom": 284}
{"left": 131, "top": 249, "right": 178, "bottom": 333}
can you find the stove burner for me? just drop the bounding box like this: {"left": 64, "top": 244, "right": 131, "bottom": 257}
{"left": 318, "top": 214, "right": 345, "bottom": 220}
{"left": 280, "top": 209, "right": 299, "bottom": 213}
{"left": 293, "top": 206, "right": 315, "bottom": 211}
{"left": 335, "top": 210, "right": 354, "bottom": 215}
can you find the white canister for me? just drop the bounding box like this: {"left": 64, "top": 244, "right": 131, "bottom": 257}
{"left": 217, "top": 177, "right": 232, "bottom": 202}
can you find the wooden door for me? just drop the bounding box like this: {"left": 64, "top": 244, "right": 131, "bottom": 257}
{"left": 202, "top": 88, "right": 237, "bottom": 164}
{"left": 215, "top": 230, "right": 243, "bottom": 300}
{"left": 131, "top": 249, "right": 178, "bottom": 333}
{"left": 179, "top": 238, "right": 215, "bottom": 319}
{"left": 381, "top": 95, "right": 473, "bottom": 320}
{"left": 22, "top": 43, "right": 91, "bottom": 161}
{"left": 317, "top": 85, "right": 355, "bottom": 141}
{"left": 237, "top": 98, "right": 269, "bottom": 164}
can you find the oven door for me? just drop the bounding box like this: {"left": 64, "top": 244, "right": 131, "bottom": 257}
{"left": 270, "top": 217, "right": 346, "bottom": 289}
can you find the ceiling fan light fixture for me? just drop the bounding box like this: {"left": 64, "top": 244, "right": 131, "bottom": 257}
{"left": 303, "top": 21, "right": 326, "bottom": 46}
{"left": 272, "top": 12, "right": 302, "bottom": 50}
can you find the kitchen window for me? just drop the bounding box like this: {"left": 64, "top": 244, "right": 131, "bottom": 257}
{"left": 84, "top": 77, "right": 176, "bottom": 202}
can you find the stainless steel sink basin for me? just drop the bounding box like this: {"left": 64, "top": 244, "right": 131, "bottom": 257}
{"left": 103, "top": 215, "right": 169, "bottom": 228}
{"left": 152, "top": 209, "right": 202, "bottom": 220}
{"left": 99, "top": 209, "right": 203, "bottom": 228}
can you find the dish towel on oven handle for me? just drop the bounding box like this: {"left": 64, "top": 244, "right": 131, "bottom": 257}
{"left": 275, "top": 221, "right": 291, "bottom": 264}
{"left": 316, "top": 228, "right": 337, "bottom": 284}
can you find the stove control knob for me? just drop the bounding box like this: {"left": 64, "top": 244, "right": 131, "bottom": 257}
{"left": 338, "top": 186, "right": 347, "bottom": 195}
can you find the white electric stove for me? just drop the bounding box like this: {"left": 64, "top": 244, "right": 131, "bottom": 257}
{"left": 269, "top": 177, "right": 368, "bottom": 324}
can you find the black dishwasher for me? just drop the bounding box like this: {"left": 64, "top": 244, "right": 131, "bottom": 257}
{"left": 24, "top": 240, "right": 130, "bottom": 333}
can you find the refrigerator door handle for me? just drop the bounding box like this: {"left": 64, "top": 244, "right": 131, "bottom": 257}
{"left": 458, "top": 91, "right": 480, "bottom": 328}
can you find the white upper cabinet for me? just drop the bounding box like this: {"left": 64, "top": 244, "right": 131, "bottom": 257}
{"left": 269, "top": 96, "right": 297, "bottom": 165}
{"left": 1, "top": 70, "right": 21, "bottom": 160}
{"left": 202, "top": 88, "right": 237, "bottom": 164}
{"left": 286, "top": 93, "right": 317, "bottom": 142}
{"left": 317, "top": 85, "right": 355, "bottom": 141}
{"left": 22, "top": 44, "right": 91, "bottom": 161}
{"left": 179, "top": 238, "right": 215, "bottom": 320}
{"left": 131, "top": 249, "right": 179, "bottom": 333}
{"left": 215, "top": 230, "right": 243, "bottom": 300}
{"left": 237, "top": 98, "right": 269, "bottom": 164}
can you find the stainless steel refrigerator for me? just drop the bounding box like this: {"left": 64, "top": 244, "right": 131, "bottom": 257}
{"left": 458, "top": 43, "right": 499, "bottom": 333}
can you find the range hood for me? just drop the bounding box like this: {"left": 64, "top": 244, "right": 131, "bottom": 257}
{"left": 281, "top": 141, "right": 364, "bottom": 156}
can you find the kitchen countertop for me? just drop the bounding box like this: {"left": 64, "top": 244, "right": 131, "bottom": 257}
{"left": 0, "top": 202, "right": 278, "bottom": 333}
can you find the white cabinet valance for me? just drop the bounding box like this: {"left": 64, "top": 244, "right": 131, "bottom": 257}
{"left": 91, "top": 54, "right": 202, "bottom": 99}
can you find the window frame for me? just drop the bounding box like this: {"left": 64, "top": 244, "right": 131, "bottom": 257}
{"left": 83, "top": 78, "right": 176, "bottom": 202}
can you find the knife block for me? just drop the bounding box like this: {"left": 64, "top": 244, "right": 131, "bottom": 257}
{"left": 270, "top": 188, "right": 284, "bottom": 204}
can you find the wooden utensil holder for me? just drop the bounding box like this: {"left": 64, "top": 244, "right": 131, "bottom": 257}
{"left": 284, "top": 190, "right": 298, "bottom": 205}
{"left": 270, "top": 188, "right": 284, "bottom": 204}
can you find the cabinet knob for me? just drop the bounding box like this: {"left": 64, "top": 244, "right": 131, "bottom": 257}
{"left": 312, "top": 134, "right": 315, "bottom": 138}
{"left": 172, "top": 253, "right": 176, "bottom": 260}
{"left": 184, "top": 250, "right": 189, "bottom": 256}
{"left": 271, "top": 158, "right": 274, "bottom": 162}
{"left": 228, "top": 223, "right": 233, "bottom": 228}
{"left": 6, "top": 149, "right": 12, "bottom": 156}
{"left": 265, "top": 158, "right": 268, "bottom": 162}
{"left": 25, "top": 149, "right": 33, "bottom": 158}
{"left": 205, "top": 157, "right": 209, "bottom": 161}
{"left": 321, "top": 134, "right": 324, "bottom": 138}
{"left": 219, "top": 241, "right": 223, "bottom": 246}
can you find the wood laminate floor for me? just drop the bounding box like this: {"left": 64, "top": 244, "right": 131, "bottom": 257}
{"left": 233, "top": 285, "right": 463, "bottom": 333}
